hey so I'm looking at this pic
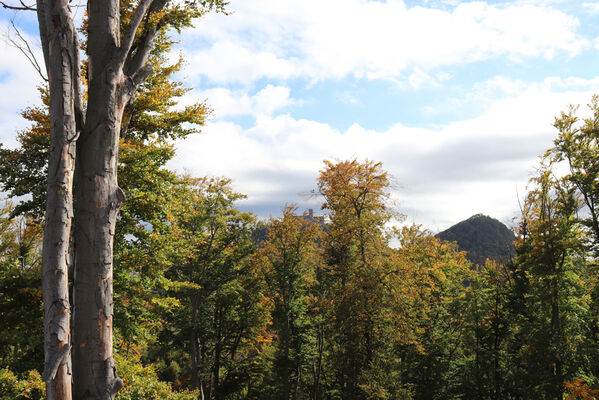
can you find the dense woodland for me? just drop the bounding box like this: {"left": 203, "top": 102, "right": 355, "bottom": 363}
{"left": 2, "top": 3, "right": 599, "bottom": 400}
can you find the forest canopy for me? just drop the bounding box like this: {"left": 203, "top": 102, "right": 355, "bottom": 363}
{"left": 2, "top": 96, "right": 599, "bottom": 398}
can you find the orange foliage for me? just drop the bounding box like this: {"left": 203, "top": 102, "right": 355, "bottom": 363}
{"left": 565, "top": 378, "right": 599, "bottom": 400}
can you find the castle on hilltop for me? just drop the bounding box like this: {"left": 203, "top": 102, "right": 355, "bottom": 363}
{"left": 304, "top": 208, "right": 325, "bottom": 225}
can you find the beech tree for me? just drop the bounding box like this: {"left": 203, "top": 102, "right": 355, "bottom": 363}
{"left": 317, "top": 159, "right": 399, "bottom": 398}
{"left": 256, "top": 206, "right": 322, "bottom": 400}
{"left": 510, "top": 165, "right": 588, "bottom": 398}
{"left": 163, "top": 176, "right": 261, "bottom": 398}
{"left": 2, "top": 0, "right": 225, "bottom": 398}
{"left": 548, "top": 98, "right": 599, "bottom": 249}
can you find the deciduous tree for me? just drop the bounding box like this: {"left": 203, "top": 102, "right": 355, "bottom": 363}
{"left": 1, "top": 0, "right": 225, "bottom": 397}
{"left": 256, "top": 206, "right": 322, "bottom": 400}
{"left": 510, "top": 165, "right": 588, "bottom": 399}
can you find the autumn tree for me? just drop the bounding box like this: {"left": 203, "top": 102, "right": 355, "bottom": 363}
{"left": 316, "top": 159, "right": 403, "bottom": 399}
{"left": 256, "top": 206, "right": 322, "bottom": 400}
{"left": 0, "top": 30, "right": 210, "bottom": 355}
{"left": 461, "top": 259, "right": 512, "bottom": 400}
{"left": 509, "top": 165, "right": 589, "bottom": 399}
{"left": 1, "top": 0, "right": 225, "bottom": 398}
{"left": 0, "top": 202, "right": 44, "bottom": 374}
{"left": 394, "top": 226, "right": 472, "bottom": 399}
{"left": 150, "top": 176, "right": 269, "bottom": 399}
{"left": 543, "top": 98, "right": 599, "bottom": 392}
{"left": 548, "top": 97, "right": 599, "bottom": 250}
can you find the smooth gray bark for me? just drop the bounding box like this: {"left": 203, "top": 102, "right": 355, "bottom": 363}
{"left": 35, "top": 0, "right": 165, "bottom": 398}
{"left": 70, "top": 1, "right": 156, "bottom": 398}
{"left": 37, "top": 0, "right": 82, "bottom": 398}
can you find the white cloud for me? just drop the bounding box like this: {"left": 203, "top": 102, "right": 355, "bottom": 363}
{"left": 185, "top": 41, "right": 299, "bottom": 84}
{"left": 1, "top": 2, "right": 596, "bottom": 232}
{"left": 183, "top": 0, "right": 587, "bottom": 84}
{"left": 421, "top": 74, "right": 599, "bottom": 120}
{"left": 253, "top": 85, "right": 295, "bottom": 116}
{"left": 183, "top": 85, "right": 294, "bottom": 119}
{"left": 170, "top": 75, "right": 599, "bottom": 230}
{"left": 583, "top": 2, "right": 599, "bottom": 13}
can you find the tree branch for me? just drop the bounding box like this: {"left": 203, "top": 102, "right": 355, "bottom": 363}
{"left": 0, "top": 0, "right": 36, "bottom": 11}
{"left": 35, "top": 0, "right": 49, "bottom": 72}
{"left": 117, "top": 0, "right": 153, "bottom": 66}
{"left": 69, "top": 21, "right": 84, "bottom": 136}
{"left": 123, "top": 0, "right": 168, "bottom": 76}
{"left": 127, "top": 63, "right": 153, "bottom": 95}
{"left": 6, "top": 19, "right": 47, "bottom": 81}
{"left": 119, "top": 63, "right": 153, "bottom": 119}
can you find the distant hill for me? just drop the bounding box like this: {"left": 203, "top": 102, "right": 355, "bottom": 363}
{"left": 436, "top": 214, "right": 515, "bottom": 266}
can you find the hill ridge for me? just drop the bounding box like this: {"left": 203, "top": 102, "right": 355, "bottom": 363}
{"left": 436, "top": 214, "right": 515, "bottom": 266}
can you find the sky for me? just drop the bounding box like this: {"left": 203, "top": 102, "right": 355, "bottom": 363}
{"left": 2, "top": 1, "right": 599, "bottom": 231}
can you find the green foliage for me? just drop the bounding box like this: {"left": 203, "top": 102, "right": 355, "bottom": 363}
{"left": 317, "top": 159, "right": 398, "bottom": 399}
{"left": 460, "top": 260, "right": 512, "bottom": 399}
{"left": 0, "top": 89, "right": 50, "bottom": 220}
{"left": 0, "top": 202, "right": 43, "bottom": 374}
{"left": 508, "top": 164, "right": 590, "bottom": 399}
{"left": 548, "top": 97, "right": 599, "bottom": 251}
{"left": 256, "top": 206, "right": 322, "bottom": 399}
{"left": 144, "top": 176, "right": 271, "bottom": 398}
{"left": 0, "top": 368, "right": 45, "bottom": 400}
{"left": 4, "top": 91, "right": 599, "bottom": 400}
{"left": 395, "top": 226, "right": 472, "bottom": 399}
{"left": 115, "top": 350, "right": 198, "bottom": 400}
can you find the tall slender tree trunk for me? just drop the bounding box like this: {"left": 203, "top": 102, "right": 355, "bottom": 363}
{"left": 474, "top": 297, "right": 481, "bottom": 398}
{"left": 34, "top": 0, "right": 183, "bottom": 396}
{"left": 213, "top": 307, "right": 223, "bottom": 400}
{"left": 71, "top": 3, "right": 124, "bottom": 396}
{"left": 493, "top": 290, "right": 501, "bottom": 400}
{"left": 312, "top": 323, "right": 323, "bottom": 400}
{"left": 70, "top": 0, "right": 161, "bottom": 395}
{"left": 72, "top": 88, "right": 125, "bottom": 398}
{"left": 37, "top": 0, "right": 82, "bottom": 398}
{"left": 190, "top": 294, "right": 201, "bottom": 390}
{"left": 550, "top": 277, "right": 563, "bottom": 399}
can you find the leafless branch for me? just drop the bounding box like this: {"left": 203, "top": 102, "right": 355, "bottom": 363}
{"left": 0, "top": 0, "right": 35, "bottom": 10}
{"left": 118, "top": 0, "right": 153, "bottom": 66}
{"left": 123, "top": 0, "right": 168, "bottom": 76}
{"left": 6, "top": 20, "right": 48, "bottom": 81}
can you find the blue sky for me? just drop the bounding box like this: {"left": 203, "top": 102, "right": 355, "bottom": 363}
{"left": 3, "top": 0, "right": 599, "bottom": 231}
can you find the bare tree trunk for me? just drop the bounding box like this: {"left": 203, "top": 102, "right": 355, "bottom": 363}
{"left": 70, "top": 1, "right": 125, "bottom": 396}
{"left": 34, "top": 0, "right": 174, "bottom": 396}
{"left": 312, "top": 323, "right": 323, "bottom": 400}
{"left": 213, "top": 306, "right": 223, "bottom": 400}
{"left": 72, "top": 90, "right": 125, "bottom": 398}
{"left": 37, "top": 0, "right": 83, "bottom": 398}
{"left": 191, "top": 294, "right": 201, "bottom": 390}
{"left": 70, "top": 0, "right": 157, "bottom": 397}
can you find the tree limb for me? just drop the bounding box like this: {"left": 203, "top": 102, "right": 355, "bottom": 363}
{"left": 117, "top": 0, "right": 153, "bottom": 66}
{"left": 0, "top": 0, "right": 35, "bottom": 11}
{"left": 126, "top": 63, "right": 153, "bottom": 96}
{"left": 123, "top": 0, "right": 168, "bottom": 76}
{"left": 6, "top": 19, "right": 47, "bottom": 81}
{"left": 35, "top": 0, "right": 49, "bottom": 72}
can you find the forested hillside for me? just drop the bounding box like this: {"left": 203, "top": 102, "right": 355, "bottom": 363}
{"left": 436, "top": 214, "right": 516, "bottom": 265}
